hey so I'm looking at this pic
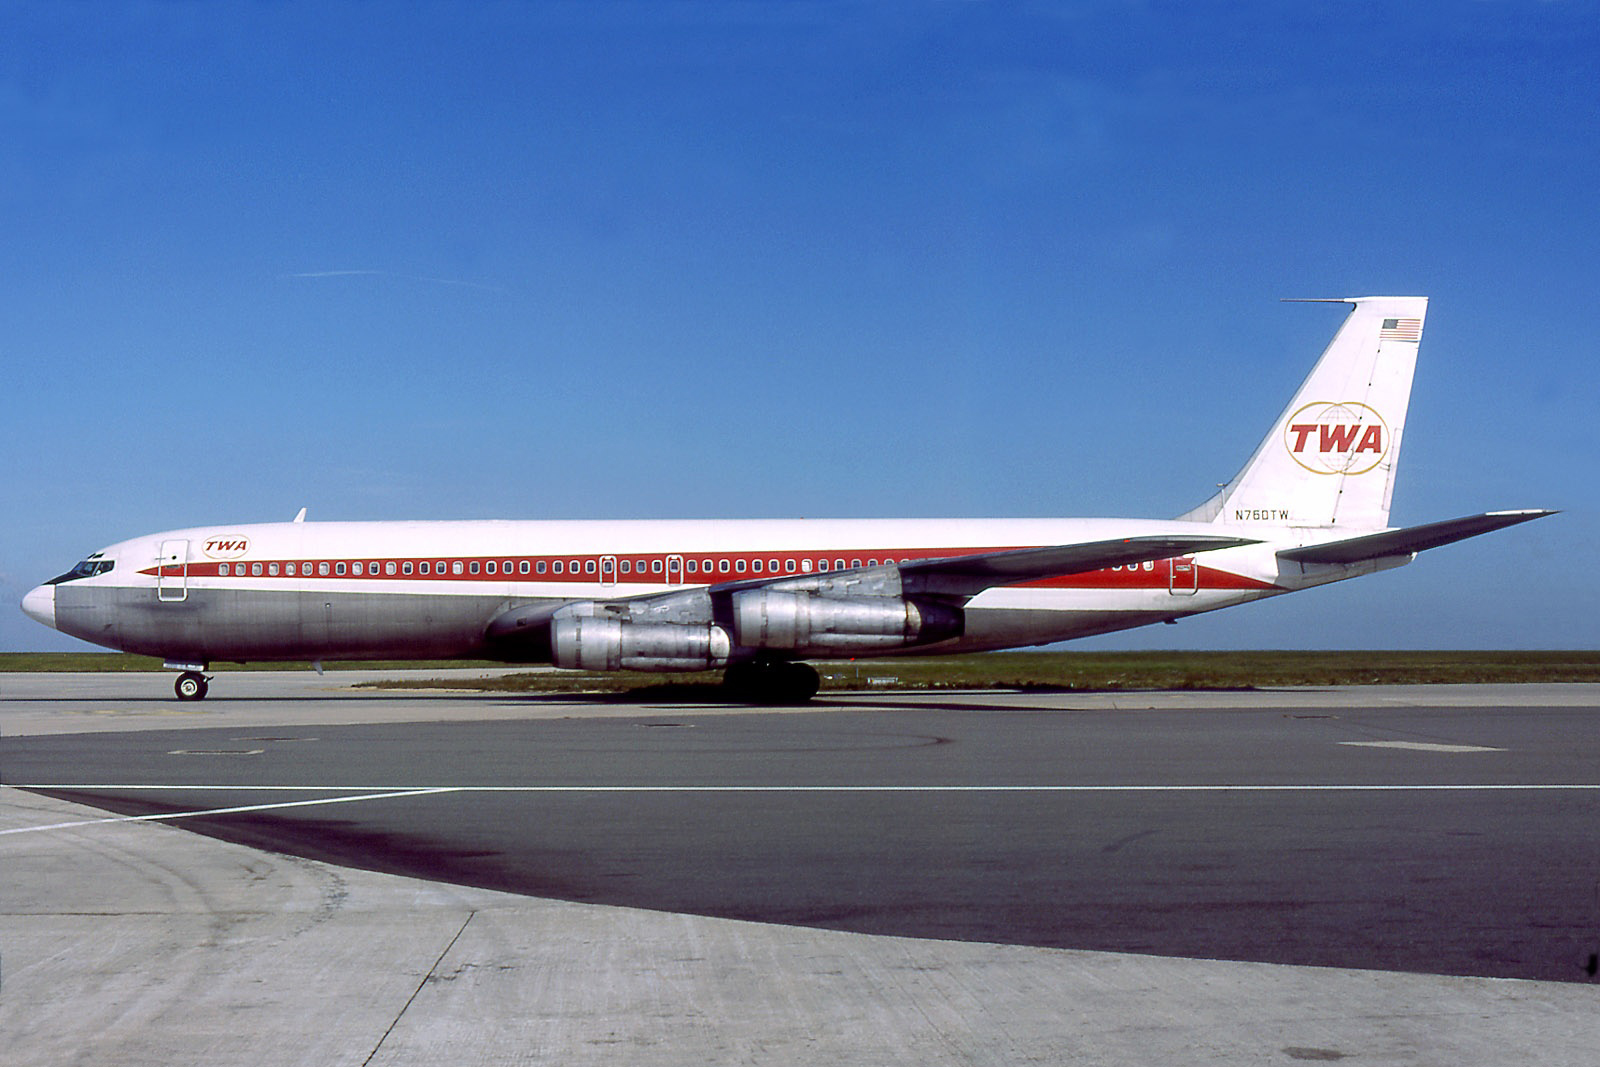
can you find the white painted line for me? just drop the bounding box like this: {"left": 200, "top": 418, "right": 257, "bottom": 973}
{"left": 9, "top": 783, "right": 1600, "bottom": 838}
{"left": 9, "top": 783, "right": 1600, "bottom": 794}
{"left": 0, "top": 788, "right": 458, "bottom": 836}
{"left": 1339, "top": 741, "right": 1505, "bottom": 753}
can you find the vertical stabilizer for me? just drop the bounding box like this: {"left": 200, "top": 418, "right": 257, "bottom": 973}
{"left": 1181, "top": 296, "right": 1427, "bottom": 530}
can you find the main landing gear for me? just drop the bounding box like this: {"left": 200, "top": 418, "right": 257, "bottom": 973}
{"left": 174, "top": 671, "right": 210, "bottom": 701}
{"left": 722, "top": 659, "right": 820, "bottom": 705}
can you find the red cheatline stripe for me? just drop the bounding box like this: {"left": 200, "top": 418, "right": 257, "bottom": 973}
{"left": 140, "top": 550, "right": 1277, "bottom": 592}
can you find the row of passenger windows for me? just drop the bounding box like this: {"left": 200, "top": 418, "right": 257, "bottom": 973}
{"left": 215, "top": 555, "right": 909, "bottom": 578}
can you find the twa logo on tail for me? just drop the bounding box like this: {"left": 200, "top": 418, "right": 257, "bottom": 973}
{"left": 1284, "top": 402, "right": 1389, "bottom": 475}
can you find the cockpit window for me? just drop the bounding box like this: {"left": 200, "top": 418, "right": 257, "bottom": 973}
{"left": 47, "top": 558, "right": 115, "bottom": 584}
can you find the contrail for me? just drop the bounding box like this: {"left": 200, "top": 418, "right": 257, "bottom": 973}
{"left": 283, "top": 269, "right": 505, "bottom": 293}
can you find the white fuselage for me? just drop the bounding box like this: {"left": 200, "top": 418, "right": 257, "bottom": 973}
{"left": 27, "top": 516, "right": 1385, "bottom": 666}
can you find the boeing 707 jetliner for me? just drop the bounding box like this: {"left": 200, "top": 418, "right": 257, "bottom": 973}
{"left": 22, "top": 297, "right": 1552, "bottom": 702}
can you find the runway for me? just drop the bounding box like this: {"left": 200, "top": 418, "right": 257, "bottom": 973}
{"left": 6, "top": 674, "right": 1600, "bottom": 983}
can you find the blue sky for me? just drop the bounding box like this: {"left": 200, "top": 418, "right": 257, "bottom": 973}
{"left": 3, "top": 1, "right": 1594, "bottom": 652}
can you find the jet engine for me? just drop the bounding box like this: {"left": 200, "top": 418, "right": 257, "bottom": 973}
{"left": 550, "top": 615, "right": 731, "bottom": 672}
{"left": 730, "top": 589, "right": 962, "bottom": 653}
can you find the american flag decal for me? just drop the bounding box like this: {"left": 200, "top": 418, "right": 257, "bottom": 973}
{"left": 1379, "top": 317, "right": 1422, "bottom": 342}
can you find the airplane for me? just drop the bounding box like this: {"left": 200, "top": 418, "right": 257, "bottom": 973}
{"left": 20, "top": 296, "right": 1553, "bottom": 703}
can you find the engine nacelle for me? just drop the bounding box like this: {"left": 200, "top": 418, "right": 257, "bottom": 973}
{"left": 730, "top": 590, "right": 963, "bottom": 653}
{"left": 551, "top": 616, "right": 731, "bottom": 672}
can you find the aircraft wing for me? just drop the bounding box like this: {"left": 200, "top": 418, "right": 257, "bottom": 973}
{"left": 1277, "top": 510, "right": 1556, "bottom": 566}
{"left": 705, "top": 534, "right": 1259, "bottom": 600}
{"left": 891, "top": 535, "right": 1259, "bottom": 597}
{"left": 490, "top": 534, "right": 1259, "bottom": 644}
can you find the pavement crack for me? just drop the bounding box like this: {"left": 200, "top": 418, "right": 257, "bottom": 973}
{"left": 362, "top": 909, "right": 477, "bottom": 1066}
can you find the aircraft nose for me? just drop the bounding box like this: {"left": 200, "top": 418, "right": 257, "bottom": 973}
{"left": 21, "top": 584, "right": 56, "bottom": 630}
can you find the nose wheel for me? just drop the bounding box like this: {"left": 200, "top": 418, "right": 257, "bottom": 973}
{"left": 175, "top": 671, "right": 210, "bottom": 701}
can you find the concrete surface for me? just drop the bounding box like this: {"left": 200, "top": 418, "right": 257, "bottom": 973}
{"left": 7, "top": 786, "right": 1600, "bottom": 1066}
{"left": 4, "top": 677, "right": 1600, "bottom": 1064}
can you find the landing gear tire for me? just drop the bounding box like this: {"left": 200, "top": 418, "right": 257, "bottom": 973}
{"left": 175, "top": 671, "right": 209, "bottom": 701}
{"left": 723, "top": 660, "right": 819, "bottom": 705}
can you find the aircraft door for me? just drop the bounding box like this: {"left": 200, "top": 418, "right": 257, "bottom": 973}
{"left": 666, "top": 555, "right": 684, "bottom": 585}
{"left": 157, "top": 540, "right": 189, "bottom": 602}
{"left": 1168, "top": 556, "right": 1199, "bottom": 596}
{"left": 600, "top": 555, "right": 617, "bottom": 587}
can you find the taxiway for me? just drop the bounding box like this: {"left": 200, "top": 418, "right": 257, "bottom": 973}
{"left": 4, "top": 673, "right": 1599, "bottom": 1065}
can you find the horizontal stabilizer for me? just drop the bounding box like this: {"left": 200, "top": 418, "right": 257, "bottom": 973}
{"left": 1278, "top": 510, "right": 1556, "bottom": 565}
{"left": 899, "top": 535, "right": 1258, "bottom": 596}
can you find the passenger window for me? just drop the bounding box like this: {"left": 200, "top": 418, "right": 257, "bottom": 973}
{"left": 801, "top": 559, "right": 812, "bottom": 572}
{"left": 586, "top": 560, "right": 596, "bottom": 574}
{"left": 486, "top": 561, "right": 497, "bottom": 575}
{"left": 353, "top": 562, "right": 364, "bottom": 576}
{"left": 702, "top": 558, "right": 713, "bottom": 571}
{"left": 219, "top": 563, "right": 230, "bottom": 576}
{"left": 735, "top": 559, "right": 747, "bottom": 573}
{"left": 419, "top": 561, "right": 430, "bottom": 575}
{"left": 287, "top": 563, "right": 297, "bottom": 576}
{"left": 269, "top": 563, "right": 280, "bottom": 576}
{"left": 851, "top": 559, "right": 861, "bottom": 568}
{"left": 386, "top": 562, "right": 397, "bottom": 575}
{"left": 719, "top": 559, "right": 730, "bottom": 573}
{"left": 335, "top": 562, "right": 346, "bottom": 576}
{"left": 519, "top": 560, "right": 529, "bottom": 574}
{"left": 436, "top": 561, "right": 446, "bottom": 573}
{"left": 752, "top": 559, "right": 762, "bottom": 573}
{"left": 469, "top": 561, "right": 480, "bottom": 575}
{"left": 835, "top": 559, "right": 845, "bottom": 570}
{"left": 769, "top": 558, "right": 779, "bottom": 571}
{"left": 402, "top": 562, "right": 413, "bottom": 575}
{"left": 553, "top": 561, "right": 563, "bottom": 574}
{"left": 652, "top": 560, "right": 663, "bottom": 574}
{"left": 452, "top": 561, "right": 463, "bottom": 575}
{"left": 785, "top": 560, "right": 796, "bottom": 573}
{"left": 536, "top": 561, "right": 546, "bottom": 574}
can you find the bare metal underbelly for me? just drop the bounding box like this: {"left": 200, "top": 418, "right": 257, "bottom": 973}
{"left": 53, "top": 585, "right": 1237, "bottom": 664}
{"left": 54, "top": 586, "right": 558, "bottom": 662}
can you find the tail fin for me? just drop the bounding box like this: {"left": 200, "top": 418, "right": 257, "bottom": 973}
{"left": 1180, "top": 296, "right": 1428, "bottom": 530}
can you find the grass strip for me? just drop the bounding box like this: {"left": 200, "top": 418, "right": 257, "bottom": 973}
{"left": 368, "top": 650, "right": 1600, "bottom": 692}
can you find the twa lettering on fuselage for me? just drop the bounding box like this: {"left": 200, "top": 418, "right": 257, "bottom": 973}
{"left": 1284, "top": 401, "right": 1389, "bottom": 475}
{"left": 202, "top": 537, "right": 251, "bottom": 559}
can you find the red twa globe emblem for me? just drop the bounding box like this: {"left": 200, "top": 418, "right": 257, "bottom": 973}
{"left": 1283, "top": 402, "right": 1390, "bottom": 475}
